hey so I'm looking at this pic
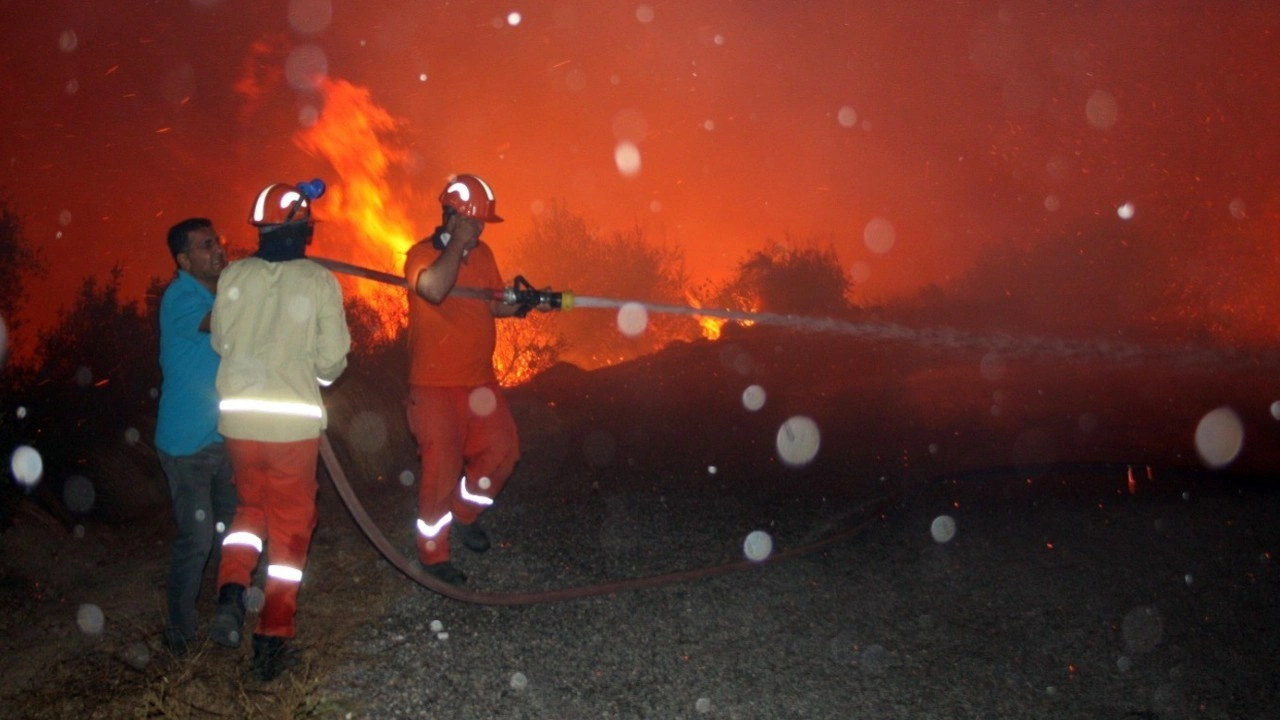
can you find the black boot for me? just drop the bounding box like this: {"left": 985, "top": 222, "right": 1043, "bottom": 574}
{"left": 210, "top": 583, "right": 246, "bottom": 649}
{"left": 454, "top": 521, "right": 490, "bottom": 553}
{"left": 424, "top": 561, "right": 467, "bottom": 586}
{"left": 251, "top": 634, "right": 297, "bottom": 682}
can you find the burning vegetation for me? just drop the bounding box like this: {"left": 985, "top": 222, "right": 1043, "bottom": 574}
{"left": 1, "top": 3, "right": 1279, "bottom": 717}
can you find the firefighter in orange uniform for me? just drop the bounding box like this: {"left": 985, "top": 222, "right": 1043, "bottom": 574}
{"left": 209, "top": 181, "right": 350, "bottom": 682}
{"left": 403, "top": 173, "right": 528, "bottom": 585}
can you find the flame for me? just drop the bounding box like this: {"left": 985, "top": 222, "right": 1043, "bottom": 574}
{"left": 292, "top": 77, "right": 545, "bottom": 386}
{"left": 684, "top": 293, "right": 726, "bottom": 341}
{"left": 698, "top": 316, "right": 725, "bottom": 341}
{"left": 294, "top": 77, "right": 417, "bottom": 343}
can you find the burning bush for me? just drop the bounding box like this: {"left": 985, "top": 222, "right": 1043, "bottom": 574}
{"left": 495, "top": 311, "right": 566, "bottom": 386}
{"left": 702, "top": 240, "right": 852, "bottom": 317}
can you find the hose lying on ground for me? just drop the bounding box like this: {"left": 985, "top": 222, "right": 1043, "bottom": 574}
{"left": 318, "top": 432, "right": 903, "bottom": 606}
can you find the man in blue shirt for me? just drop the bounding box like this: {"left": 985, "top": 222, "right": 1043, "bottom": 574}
{"left": 156, "top": 217, "right": 236, "bottom": 653}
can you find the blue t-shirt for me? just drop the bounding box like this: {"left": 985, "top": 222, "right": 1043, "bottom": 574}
{"left": 155, "top": 270, "right": 222, "bottom": 456}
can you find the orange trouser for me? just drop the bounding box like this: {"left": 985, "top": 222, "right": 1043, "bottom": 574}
{"left": 217, "top": 436, "right": 319, "bottom": 638}
{"left": 407, "top": 384, "right": 519, "bottom": 565}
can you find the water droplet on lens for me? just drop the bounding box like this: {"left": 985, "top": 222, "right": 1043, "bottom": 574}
{"left": 243, "top": 587, "right": 266, "bottom": 613}
{"left": 1194, "top": 406, "right": 1244, "bottom": 469}
{"left": 616, "top": 302, "right": 648, "bottom": 336}
{"left": 743, "top": 530, "right": 773, "bottom": 561}
{"left": 930, "top": 515, "right": 957, "bottom": 543}
{"left": 77, "top": 604, "right": 104, "bottom": 635}
{"left": 776, "top": 416, "right": 820, "bottom": 467}
{"left": 62, "top": 475, "right": 95, "bottom": 513}
{"left": 468, "top": 387, "right": 497, "bottom": 417}
{"left": 10, "top": 445, "right": 44, "bottom": 487}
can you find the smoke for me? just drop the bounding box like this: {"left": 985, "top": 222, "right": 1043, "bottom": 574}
{"left": 908, "top": 213, "right": 1280, "bottom": 349}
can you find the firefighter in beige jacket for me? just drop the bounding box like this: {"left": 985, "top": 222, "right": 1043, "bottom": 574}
{"left": 209, "top": 181, "right": 350, "bottom": 682}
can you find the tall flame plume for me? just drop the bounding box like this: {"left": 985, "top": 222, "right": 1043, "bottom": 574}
{"left": 294, "top": 77, "right": 419, "bottom": 342}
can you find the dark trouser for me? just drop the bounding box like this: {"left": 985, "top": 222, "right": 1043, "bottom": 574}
{"left": 159, "top": 443, "right": 236, "bottom": 643}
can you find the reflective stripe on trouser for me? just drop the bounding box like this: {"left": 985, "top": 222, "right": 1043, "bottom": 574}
{"left": 406, "top": 383, "right": 519, "bottom": 565}
{"left": 216, "top": 436, "right": 319, "bottom": 638}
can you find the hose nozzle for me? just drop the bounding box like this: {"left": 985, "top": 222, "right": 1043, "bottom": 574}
{"left": 503, "top": 275, "right": 572, "bottom": 317}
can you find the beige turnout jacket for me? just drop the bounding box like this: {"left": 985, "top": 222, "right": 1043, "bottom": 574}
{"left": 211, "top": 257, "right": 350, "bottom": 442}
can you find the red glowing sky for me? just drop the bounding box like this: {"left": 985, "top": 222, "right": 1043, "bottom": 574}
{"left": 1, "top": 1, "right": 1277, "bottom": 348}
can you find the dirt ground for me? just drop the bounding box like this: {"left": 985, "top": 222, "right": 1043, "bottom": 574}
{"left": 1, "top": 326, "right": 1277, "bottom": 718}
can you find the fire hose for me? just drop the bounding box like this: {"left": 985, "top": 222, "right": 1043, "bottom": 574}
{"left": 319, "top": 433, "right": 901, "bottom": 605}
{"left": 311, "top": 256, "right": 571, "bottom": 315}
{"left": 311, "top": 256, "right": 1228, "bottom": 605}
{"left": 310, "top": 255, "right": 901, "bottom": 604}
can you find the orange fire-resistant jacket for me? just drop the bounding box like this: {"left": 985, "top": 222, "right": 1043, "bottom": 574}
{"left": 403, "top": 240, "right": 505, "bottom": 388}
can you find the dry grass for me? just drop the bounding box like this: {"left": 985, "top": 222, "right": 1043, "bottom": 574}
{"left": 1, "top": 477, "right": 410, "bottom": 719}
{"left": 1, "top": 489, "right": 415, "bottom": 719}
{"left": 1, "top": 365, "right": 419, "bottom": 720}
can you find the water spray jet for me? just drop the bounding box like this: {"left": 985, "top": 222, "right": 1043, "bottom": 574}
{"left": 312, "top": 256, "right": 1272, "bottom": 368}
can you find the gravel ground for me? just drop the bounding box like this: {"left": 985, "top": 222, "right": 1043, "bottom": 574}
{"left": 319, "top": 465, "right": 1280, "bottom": 720}
{"left": 4, "top": 332, "right": 1276, "bottom": 719}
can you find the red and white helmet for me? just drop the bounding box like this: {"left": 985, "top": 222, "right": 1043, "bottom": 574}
{"left": 439, "top": 174, "right": 503, "bottom": 223}
{"left": 249, "top": 183, "right": 311, "bottom": 227}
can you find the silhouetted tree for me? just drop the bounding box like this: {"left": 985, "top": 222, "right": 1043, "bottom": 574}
{"left": 12, "top": 268, "right": 165, "bottom": 522}
{"left": 708, "top": 240, "right": 851, "bottom": 317}
{"left": 1, "top": 201, "right": 46, "bottom": 530}
{"left": 921, "top": 219, "right": 1216, "bottom": 342}
{"left": 0, "top": 199, "right": 44, "bottom": 334}
{"left": 889, "top": 214, "right": 1280, "bottom": 348}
